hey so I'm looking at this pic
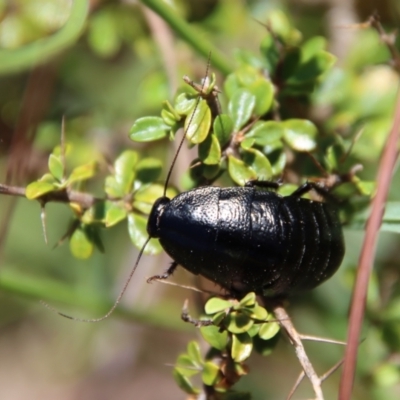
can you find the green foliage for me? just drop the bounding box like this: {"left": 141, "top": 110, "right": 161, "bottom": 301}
{"left": 174, "top": 294, "right": 279, "bottom": 396}
{"left": 1, "top": 2, "right": 400, "bottom": 399}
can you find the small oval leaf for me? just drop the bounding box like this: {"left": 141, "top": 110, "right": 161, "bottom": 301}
{"left": 202, "top": 361, "right": 220, "bottom": 386}
{"left": 228, "top": 155, "right": 257, "bottom": 186}
{"left": 187, "top": 341, "right": 203, "bottom": 367}
{"left": 283, "top": 119, "right": 318, "bottom": 151}
{"left": 105, "top": 203, "right": 128, "bottom": 227}
{"left": 198, "top": 133, "right": 221, "bottom": 165}
{"left": 246, "top": 121, "right": 284, "bottom": 146}
{"left": 231, "top": 333, "right": 253, "bottom": 362}
{"left": 185, "top": 99, "right": 211, "bottom": 144}
{"left": 174, "top": 92, "right": 197, "bottom": 115}
{"left": 258, "top": 320, "right": 280, "bottom": 340}
{"left": 226, "top": 311, "right": 254, "bottom": 334}
{"left": 214, "top": 114, "right": 233, "bottom": 146}
{"left": 25, "top": 181, "right": 57, "bottom": 199}
{"left": 248, "top": 79, "right": 274, "bottom": 116}
{"left": 200, "top": 325, "right": 229, "bottom": 351}
{"left": 173, "top": 369, "right": 200, "bottom": 395}
{"left": 114, "top": 150, "right": 138, "bottom": 195}
{"left": 129, "top": 116, "right": 169, "bottom": 142}
{"left": 127, "top": 212, "right": 162, "bottom": 255}
{"left": 68, "top": 161, "right": 97, "bottom": 184}
{"left": 70, "top": 226, "right": 94, "bottom": 259}
{"left": 48, "top": 154, "right": 64, "bottom": 181}
{"left": 205, "top": 297, "right": 232, "bottom": 314}
{"left": 239, "top": 292, "right": 256, "bottom": 307}
{"left": 136, "top": 158, "right": 162, "bottom": 184}
{"left": 242, "top": 148, "right": 273, "bottom": 180}
{"left": 228, "top": 90, "right": 256, "bottom": 131}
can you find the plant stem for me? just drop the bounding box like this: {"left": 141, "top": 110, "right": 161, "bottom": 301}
{"left": 0, "top": 183, "right": 99, "bottom": 209}
{"left": 140, "top": 0, "right": 233, "bottom": 75}
{"left": 273, "top": 303, "right": 324, "bottom": 400}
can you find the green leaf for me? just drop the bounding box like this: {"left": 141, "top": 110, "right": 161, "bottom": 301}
{"left": 198, "top": 133, "right": 221, "bottom": 165}
{"left": 48, "top": 154, "right": 64, "bottom": 181}
{"left": 240, "top": 137, "right": 255, "bottom": 150}
{"left": 228, "top": 155, "right": 257, "bottom": 186}
{"left": 136, "top": 158, "right": 162, "bottom": 183}
{"left": 200, "top": 325, "right": 229, "bottom": 351}
{"left": 239, "top": 292, "right": 256, "bottom": 307}
{"left": 214, "top": 114, "right": 233, "bottom": 146}
{"left": 248, "top": 79, "right": 274, "bottom": 116}
{"left": 174, "top": 92, "right": 197, "bottom": 115}
{"left": 187, "top": 341, "right": 203, "bottom": 367}
{"left": 161, "top": 109, "right": 177, "bottom": 126}
{"left": 173, "top": 369, "right": 200, "bottom": 395}
{"left": 185, "top": 99, "right": 211, "bottom": 144}
{"left": 301, "top": 36, "right": 328, "bottom": 60}
{"left": 246, "top": 121, "right": 284, "bottom": 146}
{"left": 113, "top": 150, "right": 138, "bottom": 195}
{"left": 231, "top": 333, "right": 253, "bottom": 362}
{"left": 129, "top": 116, "right": 170, "bottom": 142}
{"left": 127, "top": 213, "right": 162, "bottom": 255}
{"left": 68, "top": 161, "right": 97, "bottom": 184}
{"left": 175, "top": 355, "right": 200, "bottom": 377}
{"left": 283, "top": 119, "right": 318, "bottom": 151}
{"left": 104, "top": 176, "right": 122, "bottom": 198}
{"left": 271, "top": 151, "right": 287, "bottom": 175}
{"left": 228, "top": 90, "right": 256, "bottom": 131}
{"left": 246, "top": 304, "right": 268, "bottom": 321}
{"left": 288, "top": 51, "right": 336, "bottom": 83}
{"left": 242, "top": 148, "right": 273, "bottom": 180}
{"left": 225, "top": 311, "right": 254, "bottom": 334}
{"left": 104, "top": 203, "right": 128, "bottom": 227}
{"left": 69, "top": 226, "right": 94, "bottom": 259}
{"left": 205, "top": 297, "right": 232, "bottom": 314}
{"left": 202, "top": 361, "right": 220, "bottom": 386}
{"left": 258, "top": 319, "right": 280, "bottom": 340}
{"left": 25, "top": 181, "right": 57, "bottom": 199}
{"left": 133, "top": 184, "right": 177, "bottom": 215}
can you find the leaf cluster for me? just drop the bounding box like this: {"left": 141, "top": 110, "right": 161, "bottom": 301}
{"left": 174, "top": 293, "right": 280, "bottom": 397}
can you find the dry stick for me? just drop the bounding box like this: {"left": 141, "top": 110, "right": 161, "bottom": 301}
{"left": 339, "top": 88, "right": 400, "bottom": 400}
{"left": 286, "top": 371, "right": 306, "bottom": 400}
{"left": 273, "top": 304, "right": 324, "bottom": 400}
{"left": 0, "top": 183, "right": 98, "bottom": 209}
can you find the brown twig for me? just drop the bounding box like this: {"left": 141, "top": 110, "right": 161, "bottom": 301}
{"left": 339, "top": 83, "right": 400, "bottom": 399}
{"left": 272, "top": 303, "right": 324, "bottom": 400}
{"left": 0, "top": 183, "right": 99, "bottom": 209}
{"left": 368, "top": 13, "right": 400, "bottom": 73}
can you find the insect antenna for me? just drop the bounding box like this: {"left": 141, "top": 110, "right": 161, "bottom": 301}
{"left": 162, "top": 54, "right": 212, "bottom": 196}
{"left": 41, "top": 237, "right": 151, "bottom": 322}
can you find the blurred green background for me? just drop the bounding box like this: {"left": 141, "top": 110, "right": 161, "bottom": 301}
{"left": 1, "top": 0, "right": 400, "bottom": 399}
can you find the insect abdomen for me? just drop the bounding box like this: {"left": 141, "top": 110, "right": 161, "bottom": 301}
{"left": 155, "top": 186, "right": 344, "bottom": 297}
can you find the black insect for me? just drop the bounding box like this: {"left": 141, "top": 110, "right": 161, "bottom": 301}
{"left": 146, "top": 180, "right": 345, "bottom": 298}
{"left": 57, "top": 70, "right": 345, "bottom": 322}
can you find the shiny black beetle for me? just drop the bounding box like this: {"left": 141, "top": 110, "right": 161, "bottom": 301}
{"left": 146, "top": 180, "right": 345, "bottom": 298}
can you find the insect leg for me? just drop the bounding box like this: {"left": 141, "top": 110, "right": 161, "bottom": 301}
{"left": 290, "top": 181, "right": 332, "bottom": 200}
{"left": 245, "top": 179, "right": 281, "bottom": 190}
{"left": 147, "top": 261, "right": 178, "bottom": 283}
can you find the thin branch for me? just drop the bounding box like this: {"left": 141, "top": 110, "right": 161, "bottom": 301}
{"left": 272, "top": 303, "right": 324, "bottom": 400}
{"left": 139, "top": 0, "right": 232, "bottom": 75}
{"left": 339, "top": 85, "right": 400, "bottom": 398}
{"left": 0, "top": 183, "right": 99, "bottom": 209}
{"left": 286, "top": 371, "right": 305, "bottom": 400}
{"left": 368, "top": 13, "right": 400, "bottom": 73}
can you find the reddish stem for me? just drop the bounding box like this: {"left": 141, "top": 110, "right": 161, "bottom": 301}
{"left": 339, "top": 89, "right": 400, "bottom": 399}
